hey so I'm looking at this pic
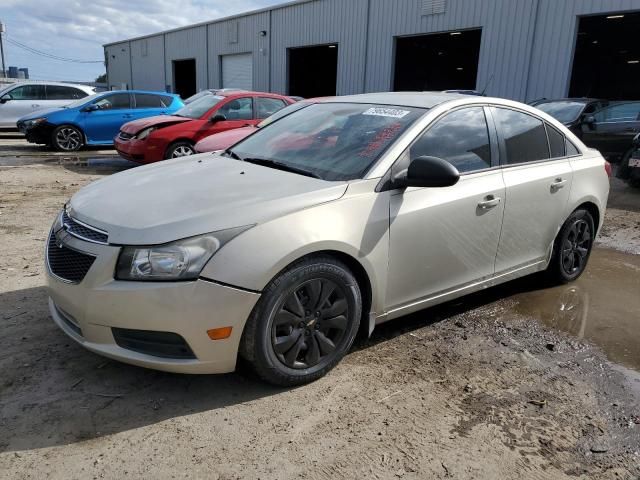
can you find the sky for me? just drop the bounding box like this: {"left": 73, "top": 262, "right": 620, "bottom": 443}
{"left": 1, "top": 0, "right": 283, "bottom": 83}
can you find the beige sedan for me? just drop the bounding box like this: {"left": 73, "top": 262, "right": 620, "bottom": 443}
{"left": 45, "top": 92, "right": 610, "bottom": 386}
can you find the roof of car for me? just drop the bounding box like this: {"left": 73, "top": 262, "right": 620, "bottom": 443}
{"left": 1, "top": 81, "right": 95, "bottom": 92}
{"left": 319, "top": 91, "right": 466, "bottom": 109}
{"left": 536, "top": 98, "right": 603, "bottom": 104}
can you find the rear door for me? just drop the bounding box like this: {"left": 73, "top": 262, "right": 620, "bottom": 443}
{"left": 132, "top": 93, "right": 171, "bottom": 120}
{"left": 386, "top": 106, "right": 506, "bottom": 310}
{"left": 581, "top": 102, "right": 640, "bottom": 158}
{"left": 81, "top": 93, "right": 133, "bottom": 143}
{"left": 0, "top": 84, "right": 47, "bottom": 126}
{"left": 492, "top": 107, "right": 573, "bottom": 274}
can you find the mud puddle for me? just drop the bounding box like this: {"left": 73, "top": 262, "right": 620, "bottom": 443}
{"left": 0, "top": 156, "right": 135, "bottom": 171}
{"left": 510, "top": 248, "right": 640, "bottom": 371}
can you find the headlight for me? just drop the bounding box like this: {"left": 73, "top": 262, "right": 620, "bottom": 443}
{"left": 135, "top": 127, "right": 156, "bottom": 140}
{"left": 115, "top": 226, "right": 252, "bottom": 281}
{"left": 25, "top": 117, "right": 47, "bottom": 127}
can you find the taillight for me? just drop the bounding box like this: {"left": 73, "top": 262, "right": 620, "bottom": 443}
{"left": 604, "top": 161, "right": 612, "bottom": 178}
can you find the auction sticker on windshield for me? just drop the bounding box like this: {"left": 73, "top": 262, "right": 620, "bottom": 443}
{"left": 362, "top": 107, "right": 411, "bottom": 118}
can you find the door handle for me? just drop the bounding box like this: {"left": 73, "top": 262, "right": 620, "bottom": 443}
{"left": 478, "top": 195, "right": 501, "bottom": 209}
{"left": 551, "top": 178, "right": 567, "bottom": 190}
{"left": 32, "top": 104, "right": 40, "bottom": 108}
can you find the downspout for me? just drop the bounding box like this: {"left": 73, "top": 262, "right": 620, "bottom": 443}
{"left": 523, "top": 0, "right": 542, "bottom": 102}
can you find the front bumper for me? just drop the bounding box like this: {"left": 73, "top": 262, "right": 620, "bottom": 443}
{"left": 114, "top": 135, "right": 164, "bottom": 164}
{"left": 46, "top": 229, "right": 260, "bottom": 374}
{"left": 21, "top": 122, "right": 55, "bottom": 144}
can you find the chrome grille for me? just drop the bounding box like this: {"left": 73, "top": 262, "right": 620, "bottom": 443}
{"left": 47, "top": 231, "right": 96, "bottom": 283}
{"left": 62, "top": 209, "right": 108, "bottom": 244}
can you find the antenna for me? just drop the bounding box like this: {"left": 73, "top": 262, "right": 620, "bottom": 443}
{"left": 480, "top": 73, "right": 494, "bottom": 96}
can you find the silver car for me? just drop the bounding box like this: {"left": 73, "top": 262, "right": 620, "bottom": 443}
{"left": 45, "top": 93, "right": 610, "bottom": 386}
{"left": 0, "top": 82, "right": 94, "bottom": 128}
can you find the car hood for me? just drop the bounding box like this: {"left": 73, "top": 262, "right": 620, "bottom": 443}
{"left": 68, "top": 155, "right": 348, "bottom": 245}
{"left": 120, "top": 115, "right": 191, "bottom": 134}
{"left": 194, "top": 126, "right": 257, "bottom": 153}
{"left": 18, "top": 107, "right": 67, "bottom": 122}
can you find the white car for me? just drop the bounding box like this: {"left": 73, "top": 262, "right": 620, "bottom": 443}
{"left": 0, "top": 82, "right": 95, "bottom": 128}
{"left": 45, "top": 92, "right": 610, "bottom": 386}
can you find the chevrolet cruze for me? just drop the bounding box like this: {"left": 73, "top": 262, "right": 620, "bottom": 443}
{"left": 46, "top": 93, "right": 610, "bottom": 386}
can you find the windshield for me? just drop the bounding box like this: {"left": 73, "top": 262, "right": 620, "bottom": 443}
{"left": 63, "top": 92, "right": 104, "bottom": 109}
{"left": 536, "top": 101, "right": 586, "bottom": 124}
{"left": 257, "top": 101, "right": 313, "bottom": 128}
{"left": 175, "top": 94, "right": 224, "bottom": 119}
{"left": 183, "top": 90, "right": 211, "bottom": 104}
{"left": 228, "top": 103, "right": 425, "bottom": 181}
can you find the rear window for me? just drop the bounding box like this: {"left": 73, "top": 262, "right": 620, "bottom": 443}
{"left": 546, "top": 123, "right": 566, "bottom": 158}
{"left": 536, "top": 101, "right": 585, "bottom": 124}
{"left": 134, "top": 93, "right": 172, "bottom": 108}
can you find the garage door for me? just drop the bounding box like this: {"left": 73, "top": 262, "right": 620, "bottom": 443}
{"left": 221, "top": 53, "right": 253, "bottom": 91}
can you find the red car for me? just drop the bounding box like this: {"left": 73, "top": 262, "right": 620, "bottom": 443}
{"left": 115, "top": 90, "right": 294, "bottom": 163}
{"left": 195, "top": 99, "right": 316, "bottom": 153}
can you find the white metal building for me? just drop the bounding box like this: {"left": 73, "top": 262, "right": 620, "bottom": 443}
{"left": 104, "top": 0, "right": 640, "bottom": 102}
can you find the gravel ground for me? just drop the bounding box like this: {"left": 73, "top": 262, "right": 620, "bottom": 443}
{"left": 1, "top": 156, "right": 639, "bottom": 479}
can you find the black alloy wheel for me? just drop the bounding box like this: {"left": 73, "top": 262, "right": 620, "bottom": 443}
{"left": 240, "top": 256, "right": 362, "bottom": 386}
{"left": 560, "top": 218, "right": 592, "bottom": 277}
{"left": 271, "top": 278, "right": 349, "bottom": 369}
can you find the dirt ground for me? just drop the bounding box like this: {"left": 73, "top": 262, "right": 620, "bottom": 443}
{"left": 1, "top": 144, "right": 640, "bottom": 479}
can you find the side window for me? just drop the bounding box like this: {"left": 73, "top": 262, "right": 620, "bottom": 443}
{"left": 93, "top": 93, "right": 131, "bottom": 110}
{"left": 5, "top": 85, "right": 47, "bottom": 100}
{"left": 134, "top": 93, "right": 164, "bottom": 108}
{"left": 566, "top": 140, "right": 580, "bottom": 156}
{"left": 546, "top": 123, "right": 566, "bottom": 158}
{"left": 409, "top": 107, "right": 492, "bottom": 173}
{"left": 217, "top": 97, "right": 253, "bottom": 120}
{"left": 46, "top": 86, "right": 88, "bottom": 100}
{"left": 257, "top": 97, "right": 287, "bottom": 119}
{"left": 492, "top": 108, "right": 549, "bottom": 164}
{"left": 594, "top": 103, "right": 640, "bottom": 122}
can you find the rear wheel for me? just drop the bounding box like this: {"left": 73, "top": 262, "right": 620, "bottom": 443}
{"left": 52, "top": 125, "right": 84, "bottom": 152}
{"left": 165, "top": 141, "right": 195, "bottom": 159}
{"left": 546, "top": 209, "right": 595, "bottom": 284}
{"left": 240, "top": 256, "right": 362, "bottom": 386}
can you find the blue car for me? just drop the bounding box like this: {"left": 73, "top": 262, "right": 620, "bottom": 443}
{"left": 17, "top": 90, "right": 183, "bottom": 152}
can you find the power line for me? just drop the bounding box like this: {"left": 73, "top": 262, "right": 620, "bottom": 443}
{"left": 5, "top": 36, "right": 103, "bottom": 64}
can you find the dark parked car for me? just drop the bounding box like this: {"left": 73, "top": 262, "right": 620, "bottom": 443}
{"left": 618, "top": 133, "right": 640, "bottom": 187}
{"left": 535, "top": 99, "right": 640, "bottom": 162}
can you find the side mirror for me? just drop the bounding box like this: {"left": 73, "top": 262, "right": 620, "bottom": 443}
{"left": 82, "top": 104, "right": 100, "bottom": 112}
{"left": 583, "top": 115, "right": 596, "bottom": 125}
{"left": 0, "top": 96, "right": 10, "bottom": 104}
{"left": 210, "top": 113, "right": 227, "bottom": 123}
{"left": 393, "top": 156, "right": 460, "bottom": 189}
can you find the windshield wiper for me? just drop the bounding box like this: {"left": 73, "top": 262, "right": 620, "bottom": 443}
{"left": 242, "top": 157, "right": 322, "bottom": 179}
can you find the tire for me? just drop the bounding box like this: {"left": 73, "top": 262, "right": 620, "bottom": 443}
{"left": 545, "top": 209, "right": 595, "bottom": 284}
{"left": 240, "top": 256, "right": 362, "bottom": 387}
{"left": 52, "top": 125, "right": 84, "bottom": 152}
{"left": 615, "top": 148, "right": 633, "bottom": 180}
{"left": 165, "top": 141, "right": 195, "bottom": 159}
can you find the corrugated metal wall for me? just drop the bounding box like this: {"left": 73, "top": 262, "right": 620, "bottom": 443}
{"left": 130, "top": 35, "right": 165, "bottom": 91}
{"left": 270, "top": 0, "right": 369, "bottom": 95}
{"left": 105, "top": 42, "right": 131, "bottom": 90}
{"left": 164, "top": 26, "right": 208, "bottom": 93}
{"left": 526, "top": 0, "right": 640, "bottom": 101}
{"left": 208, "top": 11, "right": 271, "bottom": 92}
{"left": 106, "top": 0, "right": 640, "bottom": 101}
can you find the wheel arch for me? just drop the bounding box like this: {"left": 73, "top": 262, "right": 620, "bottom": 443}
{"left": 164, "top": 138, "right": 196, "bottom": 158}
{"left": 51, "top": 123, "right": 86, "bottom": 148}
{"left": 574, "top": 201, "right": 600, "bottom": 232}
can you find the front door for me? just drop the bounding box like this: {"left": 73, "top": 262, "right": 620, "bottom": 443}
{"left": 197, "top": 97, "right": 256, "bottom": 141}
{"left": 82, "top": 93, "right": 133, "bottom": 143}
{"left": 0, "top": 84, "right": 47, "bottom": 127}
{"left": 491, "top": 107, "right": 573, "bottom": 273}
{"left": 386, "top": 106, "right": 505, "bottom": 310}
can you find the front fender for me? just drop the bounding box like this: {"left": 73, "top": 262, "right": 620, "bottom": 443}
{"left": 200, "top": 182, "right": 390, "bottom": 315}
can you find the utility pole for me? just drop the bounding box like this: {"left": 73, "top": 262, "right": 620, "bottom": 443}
{"left": 0, "top": 21, "right": 6, "bottom": 78}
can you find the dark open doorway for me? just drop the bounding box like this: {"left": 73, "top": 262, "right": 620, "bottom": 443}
{"left": 288, "top": 44, "right": 338, "bottom": 98}
{"left": 394, "top": 29, "right": 482, "bottom": 92}
{"left": 569, "top": 12, "right": 640, "bottom": 100}
{"left": 172, "top": 59, "right": 196, "bottom": 100}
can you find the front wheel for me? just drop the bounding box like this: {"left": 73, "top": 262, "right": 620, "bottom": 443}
{"left": 52, "top": 125, "right": 84, "bottom": 152}
{"left": 165, "top": 141, "right": 195, "bottom": 159}
{"left": 545, "top": 209, "right": 595, "bottom": 284}
{"left": 240, "top": 256, "right": 362, "bottom": 386}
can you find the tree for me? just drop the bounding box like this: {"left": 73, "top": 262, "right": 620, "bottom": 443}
{"left": 95, "top": 73, "right": 107, "bottom": 83}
